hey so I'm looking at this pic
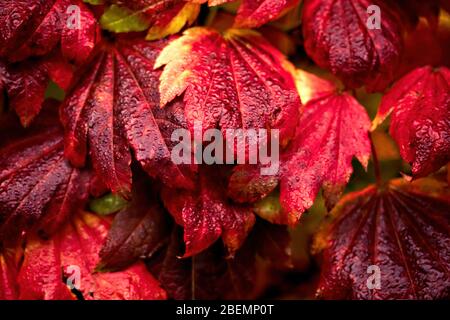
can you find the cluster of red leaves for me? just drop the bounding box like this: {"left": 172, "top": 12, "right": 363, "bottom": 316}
{"left": 0, "top": 0, "right": 449, "bottom": 300}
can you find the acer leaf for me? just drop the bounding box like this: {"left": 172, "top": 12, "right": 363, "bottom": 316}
{"left": 208, "top": 0, "right": 301, "bottom": 29}
{"left": 280, "top": 74, "right": 371, "bottom": 221}
{"left": 0, "top": 0, "right": 99, "bottom": 64}
{"left": 60, "top": 38, "right": 196, "bottom": 195}
{"left": 302, "top": 0, "right": 403, "bottom": 91}
{"left": 161, "top": 166, "right": 255, "bottom": 257}
{"left": 0, "top": 53, "right": 73, "bottom": 126}
{"left": 0, "top": 104, "right": 91, "bottom": 241}
{"left": 229, "top": 70, "right": 371, "bottom": 224}
{"left": 155, "top": 27, "right": 300, "bottom": 144}
{"left": 373, "top": 66, "right": 450, "bottom": 177}
{"left": 314, "top": 177, "right": 450, "bottom": 299}
{"left": 146, "top": 2, "right": 200, "bottom": 41}
{"left": 60, "top": 1, "right": 102, "bottom": 65}
{"left": 148, "top": 221, "right": 291, "bottom": 299}
{"left": 100, "top": 0, "right": 200, "bottom": 40}
{"left": 17, "top": 211, "right": 167, "bottom": 300}
{"left": 98, "top": 173, "right": 170, "bottom": 271}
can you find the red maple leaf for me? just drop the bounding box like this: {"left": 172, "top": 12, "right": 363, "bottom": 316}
{"left": 280, "top": 75, "right": 371, "bottom": 222}
{"left": 0, "top": 103, "right": 92, "bottom": 241}
{"left": 0, "top": 0, "right": 99, "bottom": 64}
{"left": 60, "top": 37, "right": 196, "bottom": 195}
{"left": 208, "top": 0, "right": 301, "bottom": 29}
{"left": 16, "top": 211, "right": 167, "bottom": 300}
{"left": 98, "top": 173, "right": 170, "bottom": 271}
{"left": 155, "top": 27, "right": 300, "bottom": 145}
{"left": 373, "top": 66, "right": 450, "bottom": 177}
{"left": 0, "top": 53, "right": 73, "bottom": 126}
{"left": 314, "top": 176, "right": 450, "bottom": 299}
{"left": 161, "top": 166, "right": 255, "bottom": 257}
{"left": 302, "top": 0, "right": 403, "bottom": 91}
{"left": 0, "top": 0, "right": 99, "bottom": 126}
{"left": 229, "top": 70, "right": 371, "bottom": 224}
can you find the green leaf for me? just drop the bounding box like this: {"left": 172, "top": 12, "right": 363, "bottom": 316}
{"left": 90, "top": 193, "right": 129, "bottom": 216}
{"left": 100, "top": 4, "right": 150, "bottom": 33}
{"left": 83, "top": 0, "right": 104, "bottom": 5}
{"left": 44, "top": 81, "right": 65, "bottom": 101}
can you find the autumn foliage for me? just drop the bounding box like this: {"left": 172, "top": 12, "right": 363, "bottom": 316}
{"left": 0, "top": 0, "right": 449, "bottom": 300}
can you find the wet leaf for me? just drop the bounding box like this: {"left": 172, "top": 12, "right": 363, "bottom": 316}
{"left": 0, "top": 0, "right": 99, "bottom": 64}
{"left": 0, "top": 104, "right": 91, "bottom": 240}
{"left": 60, "top": 38, "right": 196, "bottom": 195}
{"left": 98, "top": 174, "right": 170, "bottom": 270}
{"left": 373, "top": 66, "right": 450, "bottom": 177}
{"left": 302, "top": 0, "right": 403, "bottom": 91}
{"left": 16, "top": 211, "right": 167, "bottom": 300}
{"left": 314, "top": 177, "right": 450, "bottom": 299}
{"left": 0, "top": 53, "right": 73, "bottom": 126}
{"left": 161, "top": 166, "right": 255, "bottom": 257}
{"left": 155, "top": 27, "right": 300, "bottom": 146}
{"left": 280, "top": 81, "right": 371, "bottom": 222}
{"left": 100, "top": 0, "right": 201, "bottom": 40}
{"left": 208, "top": 0, "right": 301, "bottom": 29}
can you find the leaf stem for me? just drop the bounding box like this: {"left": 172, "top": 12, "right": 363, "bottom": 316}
{"left": 370, "top": 132, "right": 382, "bottom": 187}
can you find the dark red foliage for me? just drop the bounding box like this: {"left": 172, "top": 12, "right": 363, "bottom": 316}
{"left": 0, "top": 0, "right": 99, "bottom": 64}
{"left": 374, "top": 66, "right": 450, "bottom": 177}
{"left": 0, "top": 0, "right": 449, "bottom": 301}
{"left": 148, "top": 220, "right": 291, "bottom": 299}
{"left": 16, "top": 212, "right": 167, "bottom": 300}
{"left": 315, "top": 178, "right": 450, "bottom": 299}
{"left": 60, "top": 38, "right": 196, "bottom": 195}
{"left": 229, "top": 72, "right": 371, "bottom": 224}
{"left": 302, "top": 0, "right": 403, "bottom": 91}
{"left": 279, "top": 87, "right": 371, "bottom": 222}
{"left": 0, "top": 53, "right": 73, "bottom": 126}
{"left": 161, "top": 166, "right": 255, "bottom": 257}
{"left": 156, "top": 27, "right": 301, "bottom": 144}
{"left": 0, "top": 105, "right": 91, "bottom": 241}
{"left": 99, "top": 174, "right": 170, "bottom": 271}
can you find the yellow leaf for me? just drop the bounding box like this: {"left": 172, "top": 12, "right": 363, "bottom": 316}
{"left": 146, "top": 3, "right": 200, "bottom": 41}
